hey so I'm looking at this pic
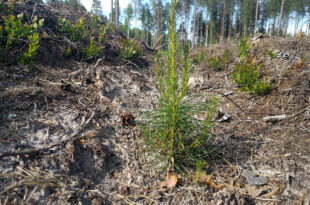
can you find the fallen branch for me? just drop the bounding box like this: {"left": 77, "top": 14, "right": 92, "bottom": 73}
{"left": 80, "top": 58, "right": 103, "bottom": 84}
{"left": 0, "top": 111, "right": 95, "bottom": 159}
{"left": 124, "top": 59, "right": 140, "bottom": 69}
{"left": 263, "top": 114, "right": 287, "bottom": 122}
{"left": 263, "top": 107, "right": 308, "bottom": 122}
{"left": 0, "top": 166, "right": 62, "bottom": 195}
{"left": 153, "top": 34, "right": 164, "bottom": 50}
{"left": 155, "top": 44, "right": 167, "bottom": 50}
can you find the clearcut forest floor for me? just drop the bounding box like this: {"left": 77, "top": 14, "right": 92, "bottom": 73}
{"left": 1, "top": 9, "right": 310, "bottom": 205}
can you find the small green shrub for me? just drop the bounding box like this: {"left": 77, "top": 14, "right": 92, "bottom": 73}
{"left": 20, "top": 33, "right": 40, "bottom": 64}
{"left": 252, "top": 79, "right": 272, "bottom": 95}
{"left": 232, "top": 59, "right": 271, "bottom": 95}
{"left": 83, "top": 38, "right": 101, "bottom": 59}
{"left": 139, "top": 0, "right": 217, "bottom": 173}
{"left": 3, "top": 14, "right": 29, "bottom": 48}
{"left": 58, "top": 17, "right": 71, "bottom": 34}
{"left": 1, "top": 13, "right": 43, "bottom": 64}
{"left": 197, "top": 49, "right": 205, "bottom": 62}
{"left": 64, "top": 47, "right": 72, "bottom": 58}
{"left": 0, "top": 2, "right": 4, "bottom": 12}
{"left": 209, "top": 49, "right": 229, "bottom": 71}
{"left": 0, "top": 26, "right": 3, "bottom": 61}
{"left": 238, "top": 37, "right": 252, "bottom": 59}
{"left": 195, "top": 160, "right": 206, "bottom": 182}
{"left": 267, "top": 50, "right": 277, "bottom": 59}
{"left": 98, "top": 23, "right": 111, "bottom": 43}
{"left": 88, "top": 14, "right": 100, "bottom": 34}
{"left": 209, "top": 56, "right": 224, "bottom": 71}
{"left": 58, "top": 17, "right": 86, "bottom": 42}
{"left": 232, "top": 59, "right": 259, "bottom": 90}
{"left": 233, "top": 38, "right": 271, "bottom": 95}
{"left": 223, "top": 49, "right": 229, "bottom": 63}
{"left": 120, "top": 39, "right": 141, "bottom": 59}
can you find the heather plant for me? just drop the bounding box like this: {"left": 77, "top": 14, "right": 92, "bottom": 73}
{"left": 139, "top": 0, "right": 217, "bottom": 173}
{"left": 120, "top": 39, "right": 141, "bottom": 59}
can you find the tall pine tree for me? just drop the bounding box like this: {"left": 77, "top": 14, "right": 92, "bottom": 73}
{"left": 91, "top": 0, "right": 102, "bottom": 16}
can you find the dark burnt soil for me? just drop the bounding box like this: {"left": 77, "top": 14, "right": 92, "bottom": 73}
{"left": 0, "top": 3, "right": 310, "bottom": 204}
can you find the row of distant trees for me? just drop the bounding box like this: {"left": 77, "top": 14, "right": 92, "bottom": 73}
{"left": 109, "top": 0, "right": 310, "bottom": 48}
{"left": 45, "top": 0, "right": 310, "bottom": 48}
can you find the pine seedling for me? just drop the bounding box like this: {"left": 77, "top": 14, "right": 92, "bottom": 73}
{"left": 139, "top": 0, "right": 217, "bottom": 173}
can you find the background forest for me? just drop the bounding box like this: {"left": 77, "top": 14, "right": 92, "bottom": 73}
{"left": 43, "top": 0, "right": 310, "bottom": 48}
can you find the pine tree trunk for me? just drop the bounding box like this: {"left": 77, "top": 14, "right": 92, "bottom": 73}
{"left": 111, "top": 0, "right": 113, "bottom": 23}
{"left": 94, "top": 0, "right": 97, "bottom": 15}
{"left": 294, "top": 16, "right": 298, "bottom": 36}
{"left": 152, "top": 0, "right": 156, "bottom": 46}
{"left": 277, "top": 0, "right": 285, "bottom": 36}
{"left": 308, "top": 7, "right": 310, "bottom": 34}
{"left": 248, "top": 10, "right": 252, "bottom": 35}
{"left": 235, "top": 8, "right": 239, "bottom": 37}
{"left": 196, "top": 1, "right": 200, "bottom": 46}
{"left": 127, "top": 20, "right": 130, "bottom": 37}
{"left": 192, "top": 0, "right": 197, "bottom": 49}
{"left": 272, "top": 16, "right": 276, "bottom": 35}
{"left": 181, "top": 2, "right": 184, "bottom": 46}
{"left": 269, "top": 21, "right": 272, "bottom": 35}
{"left": 160, "top": 2, "right": 162, "bottom": 35}
{"left": 243, "top": 23, "right": 246, "bottom": 37}
{"left": 199, "top": 14, "right": 203, "bottom": 47}
{"left": 284, "top": 16, "right": 288, "bottom": 36}
{"left": 205, "top": 21, "right": 208, "bottom": 47}
{"left": 239, "top": 21, "right": 242, "bottom": 37}
{"left": 196, "top": 10, "right": 200, "bottom": 46}
{"left": 205, "top": 8, "right": 208, "bottom": 47}
{"left": 254, "top": 0, "right": 259, "bottom": 33}
{"left": 210, "top": 22, "right": 213, "bottom": 44}
{"left": 228, "top": 14, "right": 232, "bottom": 41}
{"left": 186, "top": 8, "right": 190, "bottom": 44}
{"left": 157, "top": 0, "right": 161, "bottom": 41}
{"left": 115, "top": 0, "right": 119, "bottom": 28}
{"left": 220, "top": 1, "right": 225, "bottom": 42}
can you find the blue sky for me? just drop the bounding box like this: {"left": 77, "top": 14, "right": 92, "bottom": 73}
{"left": 81, "top": 0, "right": 136, "bottom": 17}
{"left": 81, "top": 0, "right": 154, "bottom": 27}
